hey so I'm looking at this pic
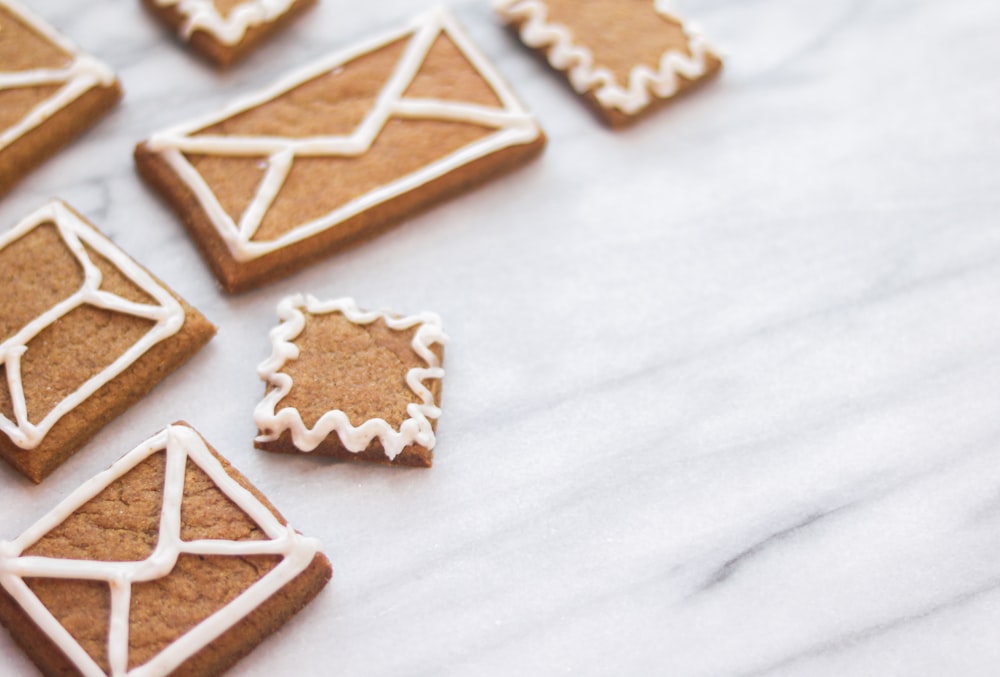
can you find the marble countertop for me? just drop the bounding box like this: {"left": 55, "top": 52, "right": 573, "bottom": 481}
{"left": 2, "top": 0, "right": 1000, "bottom": 675}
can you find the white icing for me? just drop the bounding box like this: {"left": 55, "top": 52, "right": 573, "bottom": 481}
{"left": 254, "top": 294, "right": 447, "bottom": 459}
{"left": 494, "top": 0, "right": 715, "bottom": 115}
{"left": 0, "top": 0, "right": 117, "bottom": 153}
{"left": 152, "top": 0, "right": 297, "bottom": 45}
{"left": 0, "top": 424, "right": 322, "bottom": 677}
{"left": 145, "top": 7, "right": 543, "bottom": 263}
{"left": 0, "top": 202, "right": 185, "bottom": 450}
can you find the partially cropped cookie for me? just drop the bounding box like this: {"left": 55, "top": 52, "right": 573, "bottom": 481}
{"left": 0, "top": 202, "right": 215, "bottom": 482}
{"left": 141, "top": 0, "right": 317, "bottom": 67}
{"left": 135, "top": 7, "right": 546, "bottom": 293}
{"left": 0, "top": 422, "right": 332, "bottom": 676}
{"left": 0, "top": 0, "right": 121, "bottom": 197}
{"left": 255, "top": 295, "right": 447, "bottom": 467}
{"left": 495, "top": 0, "right": 722, "bottom": 127}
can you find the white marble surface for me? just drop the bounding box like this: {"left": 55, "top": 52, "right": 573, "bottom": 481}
{"left": 2, "top": 0, "right": 1000, "bottom": 674}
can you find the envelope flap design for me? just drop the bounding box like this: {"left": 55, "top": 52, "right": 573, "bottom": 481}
{"left": 0, "top": 2, "right": 69, "bottom": 72}
{"left": 145, "top": 7, "right": 543, "bottom": 263}
{"left": 0, "top": 202, "right": 185, "bottom": 451}
{"left": 0, "top": 0, "right": 117, "bottom": 152}
{"left": 194, "top": 34, "right": 409, "bottom": 140}
{"left": 0, "top": 425, "right": 320, "bottom": 677}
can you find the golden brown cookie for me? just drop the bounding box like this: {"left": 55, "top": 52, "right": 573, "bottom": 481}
{"left": 495, "top": 0, "right": 722, "bottom": 127}
{"left": 0, "top": 201, "right": 216, "bottom": 483}
{"left": 140, "top": 0, "right": 317, "bottom": 68}
{"left": 255, "top": 294, "right": 446, "bottom": 467}
{"left": 135, "top": 7, "right": 546, "bottom": 293}
{"left": 0, "top": 422, "right": 332, "bottom": 676}
{"left": 0, "top": 0, "right": 122, "bottom": 197}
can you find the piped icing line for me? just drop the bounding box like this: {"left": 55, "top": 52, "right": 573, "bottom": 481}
{"left": 0, "top": 0, "right": 117, "bottom": 152}
{"left": 0, "top": 202, "right": 185, "bottom": 450}
{"left": 254, "top": 294, "right": 448, "bottom": 459}
{"left": 494, "top": 0, "right": 715, "bottom": 115}
{"left": 0, "top": 424, "right": 321, "bottom": 677}
{"left": 144, "top": 6, "right": 543, "bottom": 263}
{"left": 152, "top": 0, "right": 297, "bottom": 45}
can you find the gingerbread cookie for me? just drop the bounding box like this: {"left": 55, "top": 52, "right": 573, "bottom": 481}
{"left": 0, "top": 201, "right": 215, "bottom": 482}
{"left": 141, "top": 0, "right": 317, "bottom": 67}
{"left": 255, "top": 294, "right": 446, "bottom": 467}
{"left": 0, "top": 0, "right": 121, "bottom": 197}
{"left": 135, "top": 7, "right": 546, "bottom": 293}
{"left": 495, "top": 0, "right": 722, "bottom": 127}
{"left": 0, "top": 422, "right": 332, "bottom": 676}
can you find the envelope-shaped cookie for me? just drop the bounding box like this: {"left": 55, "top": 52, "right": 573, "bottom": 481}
{"left": 135, "top": 6, "right": 546, "bottom": 293}
{"left": 0, "top": 201, "right": 215, "bottom": 482}
{"left": 0, "top": 0, "right": 121, "bottom": 196}
{"left": 142, "top": 0, "right": 317, "bottom": 67}
{"left": 495, "top": 0, "right": 722, "bottom": 127}
{"left": 0, "top": 423, "right": 332, "bottom": 676}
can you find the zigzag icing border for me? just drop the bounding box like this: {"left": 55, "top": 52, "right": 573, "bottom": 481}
{"left": 495, "top": 0, "right": 715, "bottom": 115}
{"left": 0, "top": 424, "right": 321, "bottom": 677}
{"left": 254, "top": 294, "right": 447, "bottom": 460}
{"left": 0, "top": 202, "right": 185, "bottom": 450}
{"left": 152, "top": 0, "right": 297, "bottom": 45}
{"left": 0, "top": 0, "right": 117, "bottom": 152}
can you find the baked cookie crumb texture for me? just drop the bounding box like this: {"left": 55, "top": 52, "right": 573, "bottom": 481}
{"left": 0, "top": 0, "right": 121, "bottom": 196}
{"left": 0, "top": 201, "right": 215, "bottom": 483}
{"left": 255, "top": 294, "right": 447, "bottom": 467}
{"left": 0, "top": 423, "right": 332, "bottom": 676}
{"left": 141, "top": 0, "right": 317, "bottom": 67}
{"left": 495, "top": 0, "right": 722, "bottom": 126}
{"left": 135, "top": 6, "right": 545, "bottom": 292}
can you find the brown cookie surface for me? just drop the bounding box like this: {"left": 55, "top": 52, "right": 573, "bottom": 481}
{"left": 135, "top": 7, "right": 546, "bottom": 293}
{"left": 255, "top": 295, "right": 447, "bottom": 467}
{"left": 496, "top": 0, "right": 722, "bottom": 127}
{"left": 0, "top": 422, "right": 332, "bottom": 676}
{"left": 0, "top": 202, "right": 215, "bottom": 482}
{"left": 140, "top": 0, "right": 317, "bottom": 68}
{"left": 0, "top": 0, "right": 121, "bottom": 196}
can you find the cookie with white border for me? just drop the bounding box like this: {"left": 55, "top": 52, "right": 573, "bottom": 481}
{"left": 496, "top": 0, "right": 722, "bottom": 127}
{"left": 0, "top": 202, "right": 215, "bottom": 482}
{"left": 0, "top": 422, "right": 331, "bottom": 676}
{"left": 0, "top": 0, "right": 121, "bottom": 196}
{"left": 255, "top": 294, "right": 446, "bottom": 467}
{"left": 141, "top": 0, "right": 317, "bottom": 67}
{"left": 135, "top": 7, "right": 546, "bottom": 293}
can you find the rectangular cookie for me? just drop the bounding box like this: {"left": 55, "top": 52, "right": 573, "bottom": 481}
{"left": 0, "top": 201, "right": 216, "bottom": 483}
{"left": 0, "top": 422, "right": 332, "bottom": 676}
{"left": 495, "top": 0, "right": 722, "bottom": 127}
{"left": 255, "top": 294, "right": 447, "bottom": 467}
{"left": 141, "top": 0, "right": 318, "bottom": 68}
{"left": 0, "top": 0, "right": 121, "bottom": 197}
{"left": 135, "top": 7, "right": 546, "bottom": 293}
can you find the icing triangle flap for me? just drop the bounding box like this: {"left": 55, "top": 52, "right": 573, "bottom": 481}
{"left": 180, "top": 457, "right": 272, "bottom": 543}
{"left": 401, "top": 30, "right": 504, "bottom": 109}
{"left": 22, "top": 451, "right": 167, "bottom": 563}
{"left": 192, "top": 35, "right": 411, "bottom": 141}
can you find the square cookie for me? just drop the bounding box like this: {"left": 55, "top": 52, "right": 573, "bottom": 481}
{"left": 0, "top": 422, "right": 332, "bottom": 676}
{"left": 495, "top": 0, "right": 722, "bottom": 127}
{"left": 141, "top": 0, "right": 317, "bottom": 68}
{"left": 0, "top": 0, "right": 121, "bottom": 197}
{"left": 0, "top": 201, "right": 215, "bottom": 482}
{"left": 255, "top": 295, "right": 447, "bottom": 467}
{"left": 135, "top": 7, "right": 546, "bottom": 293}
